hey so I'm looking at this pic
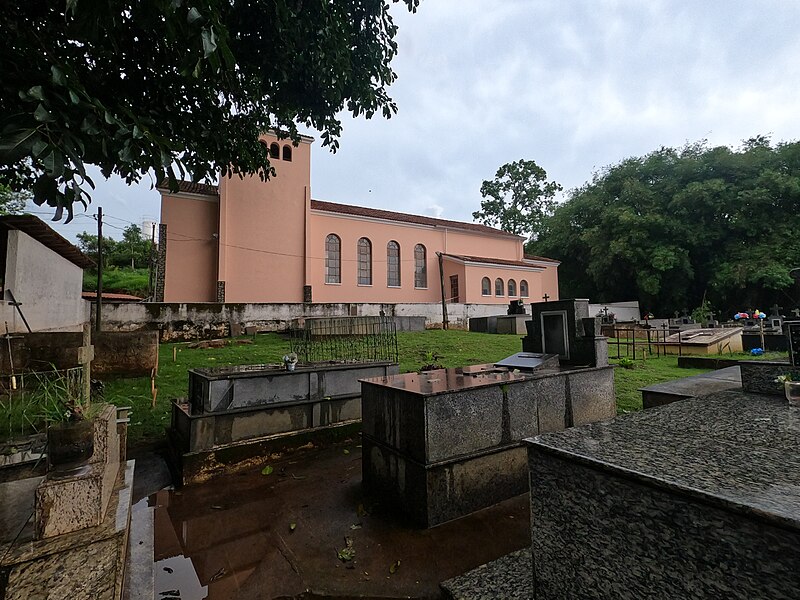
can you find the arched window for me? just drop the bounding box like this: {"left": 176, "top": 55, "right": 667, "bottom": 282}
{"left": 414, "top": 244, "right": 427, "bottom": 288}
{"left": 495, "top": 278, "right": 504, "bottom": 296}
{"left": 387, "top": 241, "right": 401, "bottom": 287}
{"left": 520, "top": 280, "right": 529, "bottom": 297}
{"left": 358, "top": 238, "right": 372, "bottom": 285}
{"left": 508, "top": 279, "right": 517, "bottom": 297}
{"left": 282, "top": 145, "right": 292, "bottom": 161}
{"left": 481, "top": 277, "right": 491, "bottom": 296}
{"left": 269, "top": 142, "right": 280, "bottom": 159}
{"left": 325, "top": 234, "right": 341, "bottom": 283}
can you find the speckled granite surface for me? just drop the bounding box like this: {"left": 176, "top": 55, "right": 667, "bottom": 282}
{"left": 1, "top": 461, "right": 134, "bottom": 600}
{"left": 440, "top": 548, "right": 531, "bottom": 600}
{"left": 527, "top": 390, "right": 800, "bottom": 599}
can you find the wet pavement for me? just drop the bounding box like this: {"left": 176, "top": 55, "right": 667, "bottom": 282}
{"left": 147, "top": 437, "right": 530, "bottom": 599}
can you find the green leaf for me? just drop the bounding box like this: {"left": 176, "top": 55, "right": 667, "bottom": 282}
{"left": 32, "top": 139, "right": 48, "bottom": 157}
{"left": 69, "top": 90, "right": 80, "bottom": 104}
{"left": 34, "top": 104, "right": 54, "bottom": 122}
{"left": 261, "top": 465, "right": 273, "bottom": 475}
{"left": 389, "top": 560, "right": 401, "bottom": 574}
{"left": 201, "top": 27, "right": 217, "bottom": 57}
{"left": 42, "top": 150, "right": 64, "bottom": 178}
{"left": 28, "top": 86, "right": 44, "bottom": 101}
{"left": 51, "top": 66, "right": 66, "bottom": 86}
{"left": 289, "top": 522, "right": 296, "bottom": 531}
{"left": 187, "top": 7, "right": 203, "bottom": 24}
{"left": 343, "top": 448, "right": 350, "bottom": 455}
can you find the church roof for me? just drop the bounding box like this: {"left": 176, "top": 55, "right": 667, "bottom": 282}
{"left": 310, "top": 199, "right": 522, "bottom": 239}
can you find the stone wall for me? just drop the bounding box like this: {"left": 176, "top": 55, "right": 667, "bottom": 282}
{"left": 92, "top": 331, "right": 159, "bottom": 378}
{"left": 94, "top": 301, "right": 513, "bottom": 341}
{"left": 0, "top": 330, "right": 158, "bottom": 379}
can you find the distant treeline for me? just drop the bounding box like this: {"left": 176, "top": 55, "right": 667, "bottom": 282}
{"left": 530, "top": 136, "right": 800, "bottom": 317}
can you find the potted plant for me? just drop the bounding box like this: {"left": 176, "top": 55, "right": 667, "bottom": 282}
{"left": 775, "top": 375, "right": 800, "bottom": 407}
{"left": 283, "top": 353, "right": 298, "bottom": 372}
{"left": 36, "top": 369, "right": 97, "bottom": 475}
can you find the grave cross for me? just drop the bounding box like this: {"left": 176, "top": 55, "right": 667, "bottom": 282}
{"left": 601, "top": 307, "right": 610, "bottom": 317}
{"left": 792, "top": 308, "right": 800, "bottom": 319}
{"left": 770, "top": 303, "right": 783, "bottom": 316}
{"left": 542, "top": 293, "right": 550, "bottom": 302}
{"left": 673, "top": 311, "right": 680, "bottom": 320}
{"left": 708, "top": 310, "right": 716, "bottom": 321}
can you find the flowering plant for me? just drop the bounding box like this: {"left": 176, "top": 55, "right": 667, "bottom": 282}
{"left": 775, "top": 374, "right": 794, "bottom": 384}
{"left": 282, "top": 353, "right": 298, "bottom": 364}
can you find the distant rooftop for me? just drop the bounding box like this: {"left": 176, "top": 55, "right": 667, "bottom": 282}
{"left": 442, "top": 253, "right": 558, "bottom": 268}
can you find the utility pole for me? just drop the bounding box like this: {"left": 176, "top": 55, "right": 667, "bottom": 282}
{"left": 437, "top": 252, "right": 449, "bottom": 330}
{"left": 147, "top": 222, "right": 156, "bottom": 299}
{"left": 95, "top": 207, "right": 103, "bottom": 332}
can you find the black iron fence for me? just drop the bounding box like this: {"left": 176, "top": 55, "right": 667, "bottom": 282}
{"left": 608, "top": 326, "right": 683, "bottom": 359}
{"left": 290, "top": 316, "right": 399, "bottom": 364}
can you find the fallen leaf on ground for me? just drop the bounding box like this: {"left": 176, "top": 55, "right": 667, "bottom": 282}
{"left": 261, "top": 465, "right": 274, "bottom": 475}
{"left": 290, "top": 522, "right": 297, "bottom": 531}
{"left": 389, "top": 560, "right": 401, "bottom": 574}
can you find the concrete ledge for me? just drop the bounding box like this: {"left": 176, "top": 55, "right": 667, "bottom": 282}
{"left": 441, "top": 548, "right": 531, "bottom": 600}
{"left": 640, "top": 367, "right": 741, "bottom": 409}
{"left": 171, "top": 420, "right": 362, "bottom": 485}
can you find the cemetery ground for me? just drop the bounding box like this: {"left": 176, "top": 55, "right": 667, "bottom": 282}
{"left": 100, "top": 329, "right": 741, "bottom": 447}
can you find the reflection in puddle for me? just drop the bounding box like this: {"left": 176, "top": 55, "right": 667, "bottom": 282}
{"left": 155, "top": 554, "right": 208, "bottom": 600}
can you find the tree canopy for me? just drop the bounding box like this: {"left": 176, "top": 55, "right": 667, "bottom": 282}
{"left": 530, "top": 137, "right": 800, "bottom": 316}
{"left": 77, "top": 224, "right": 153, "bottom": 269}
{"left": 0, "top": 0, "right": 418, "bottom": 221}
{"left": 472, "top": 159, "right": 562, "bottom": 239}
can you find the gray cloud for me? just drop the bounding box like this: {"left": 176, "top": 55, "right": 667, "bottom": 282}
{"left": 45, "top": 0, "right": 800, "bottom": 240}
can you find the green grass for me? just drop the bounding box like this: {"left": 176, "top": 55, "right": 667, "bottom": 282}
{"left": 83, "top": 267, "right": 149, "bottom": 297}
{"left": 101, "top": 329, "right": 791, "bottom": 447}
{"left": 609, "top": 356, "right": 713, "bottom": 413}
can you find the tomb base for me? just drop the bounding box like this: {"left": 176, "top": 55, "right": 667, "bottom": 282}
{"left": 0, "top": 461, "right": 134, "bottom": 600}
{"left": 526, "top": 391, "right": 800, "bottom": 599}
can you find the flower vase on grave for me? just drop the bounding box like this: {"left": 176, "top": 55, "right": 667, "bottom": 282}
{"left": 784, "top": 381, "right": 800, "bottom": 407}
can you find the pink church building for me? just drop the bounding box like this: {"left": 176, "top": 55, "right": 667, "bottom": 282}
{"left": 156, "top": 133, "right": 559, "bottom": 308}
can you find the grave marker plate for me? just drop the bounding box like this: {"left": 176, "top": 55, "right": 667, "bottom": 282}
{"left": 787, "top": 321, "right": 800, "bottom": 366}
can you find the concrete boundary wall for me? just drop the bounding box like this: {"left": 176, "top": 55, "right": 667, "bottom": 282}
{"left": 95, "top": 301, "right": 523, "bottom": 341}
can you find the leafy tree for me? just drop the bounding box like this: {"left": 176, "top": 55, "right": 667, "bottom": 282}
{"left": 473, "top": 159, "right": 562, "bottom": 239}
{"left": 0, "top": 0, "right": 418, "bottom": 220}
{"left": 531, "top": 138, "right": 800, "bottom": 316}
{"left": 77, "top": 224, "right": 152, "bottom": 269}
{"left": 0, "top": 184, "right": 30, "bottom": 215}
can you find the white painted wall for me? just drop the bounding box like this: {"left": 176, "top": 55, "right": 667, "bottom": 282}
{"left": 98, "top": 300, "right": 524, "bottom": 334}
{"left": 2, "top": 231, "right": 89, "bottom": 332}
{"left": 588, "top": 301, "right": 641, "bottom": 322}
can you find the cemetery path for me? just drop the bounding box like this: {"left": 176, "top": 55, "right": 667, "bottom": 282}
{"left": 145, "top": 438, "right": 530, "bottom": 599}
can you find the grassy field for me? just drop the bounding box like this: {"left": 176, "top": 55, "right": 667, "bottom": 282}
{"left": 83, "top": 267, "right": 149, "bottom": 297}
{"left": 98, "top": 329, "right": 781, "bottom": 447}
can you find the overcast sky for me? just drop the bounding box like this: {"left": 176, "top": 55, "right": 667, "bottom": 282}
{"left": 35, "top": 0, "right": 800, "bottom": 242}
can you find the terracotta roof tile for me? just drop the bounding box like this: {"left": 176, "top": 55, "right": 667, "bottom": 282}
{"left": 310, "top": 199, "right": 521, "bottom": 239}
{"left": 442, "top": 254, "right": 547, "bottom": 268}
{"left": 1, "top": 215, "right": 94, "bottom": 268}
{"left": 158, "top": 180, "right": 219, "bottom": 196}
{"left": 523, "top": 253, "right": 560, "bottom": 264}
{"left": 82, "top": 292, "right": 143, "bottom": 301}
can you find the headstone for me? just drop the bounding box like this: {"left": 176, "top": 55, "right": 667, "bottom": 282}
{"left": 787, "top": 321, "right": 800, "bottom": 366}
{"left": 523, "top": 299, "right": 606, "bottom": 366}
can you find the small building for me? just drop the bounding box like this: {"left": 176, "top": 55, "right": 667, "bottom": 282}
{"left": 0, "top": 215, "right": 93, "bottom": 332}
{"left": 156, "top": 133, "right": 560, "bottom": 307}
